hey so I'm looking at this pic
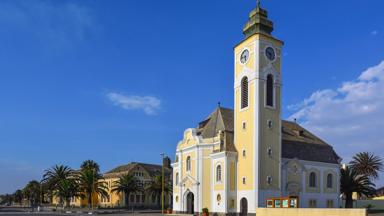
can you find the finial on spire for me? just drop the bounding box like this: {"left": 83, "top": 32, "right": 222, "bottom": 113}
{"left": 218, "top": 102, "right": 221, "bottom": 108}
{"left": 257, "top": 0, "right": 261, "bottom": 7}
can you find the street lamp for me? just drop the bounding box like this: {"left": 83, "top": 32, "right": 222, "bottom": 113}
{"left": 160, "top": 153, "right": 165, "bottom": 214}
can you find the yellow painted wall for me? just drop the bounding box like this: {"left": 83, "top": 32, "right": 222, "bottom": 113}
{"left": 256, "top": 208, "right": 366, "bottom": 216}
{"left": 234, "top": 36, "right": 256, "bottom": 191}
{"left": 235, "top": 82, "right": 255, "bottom": 190}
{"left": 202, "top": 149, "right": 212, "bottom": 209}
{"left": 230, "top": 161, "right": 236, "bottom": 191}
{"left": 374, "top": 196, "right": 384, "bottom": 200}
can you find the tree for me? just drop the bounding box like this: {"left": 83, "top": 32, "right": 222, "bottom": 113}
{"left": 23, "top": 180, "right": 41, "bottom": 207}
{"left": 340, "top": 166, "right": 376, "bottom": 208}
{"left": 43, "top": 165, "right": 74, "bottom": 188}
{"left": 145, "top": 175, "right": 172, "bottom": 208}
{"left": 350, "top": 152, "right": 383, "bottom": 180}
{"left": 13, "top": 190, "right": 24, "bottom": 205}
{"left": 77, "top": 168, "right": 108, "bottom": 209}
{"left": 42, "top": 165, "right": 75, "bottom": 207}
{"left": 53, "top": 178, "right": 81, "bottom": 208}
{"left": 80, "top": 160, "right": 100, "bottom": 173}
{"left": 111, "top": 174, "right": 140, "bottom": 208}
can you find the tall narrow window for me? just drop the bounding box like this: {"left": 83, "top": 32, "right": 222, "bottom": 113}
{"left": 327, "top": 174, "right": 333, "bottom": 189}
{"left": 175, "top": 173, "right": 179, "bottom": 185}
{"left": 309, "top": 172, "right": 316, "bottom": 188}
{"left": 241, "top": 77, "right": 248, "bottom": 109}
{"left": 216, "top": 165, "right": 222, "bottom": 182}
{"left": 186, "top": 156, "right": 191, "bottom": 171}
{"left": 266, "top": 74, "right": 274, "bottom": 107}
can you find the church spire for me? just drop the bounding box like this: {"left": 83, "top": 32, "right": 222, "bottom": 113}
{"left": 243, "top": 0, "right": 274, "bottom": 38}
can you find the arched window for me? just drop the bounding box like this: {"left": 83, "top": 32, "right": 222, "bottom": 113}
{"left": 216, "top": 165, "right": 222, "bottom": 182}
{"left": 175, "top": 173, "right": 179, "bottom": 185}
{"left": 309, "top": 172, "right": 316, "bottom": 187}
{"left": 241, "top": 77, "right": 248, "bottom": 109}
{"left": 186, "top": 156, "right": 191, "bottom": 171}
{"left": 327, "top": 174, "right": 333, "bottom": 188}
{"left": 266, "top": 74, "right": 274, "bottom": 107}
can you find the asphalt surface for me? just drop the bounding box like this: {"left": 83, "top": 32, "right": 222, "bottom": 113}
{"left": 0, "top": 207, "right": 163, "bottom": 216}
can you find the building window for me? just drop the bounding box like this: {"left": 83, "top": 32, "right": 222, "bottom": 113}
{"left": 175, "top": 196, "right": 179, "bottom": 203}
{"left": 267, "top": 147, "right": 272, "bottom": 157}
{"left": 175, "top": 172, "right": 179, "bottom": 185}
{"left": 242, "top": 177, "right": 246, "bottom": 185}
{"left": 266, "top": 74, "right": 274, "bottom": 107}
{"left": 151, "top": 194, "right": 156, "bottom": 203}
{"left": 217, "top": 194, "right": 222, "bottom": 202}
{"left": 242, "top": 150, "right": 246, "bottom": 158}
{"left": 267, "top": 119, "right": 273, "bottom": 129}
{"left": 242, "top": 121, "right": 246, "bottom": 130}
{"left": 142, "top": 195, "right": 145, "bottom": 203}
{"left": 186, "top": 156, "right": 191, "bottom": 172}
{"left": 136, "top": 195, "right": 141, "bottom": 203}
{"left": 267, "top": 176, "right": 272, "bottom": 185}
{"left": 130, "top": 194, "right": 135, "bottom": 203}
{"left": 309, "top": 172, "right": 317, "bottom": 188}
{"left": 241, "top": 77, "right": 249, "bottom": 109}
{"left": 216, "top": 165, "right": 222, "bottom": 182}
{"left": 309, "top": 199, "right": 317, "bottom": 208}
{"left": 327, "top": 199, "right": 334, "bottom": 208}
{"left": 327, "top": 174, "right": 333, "bottom": 189}
{"left": 230, "top": 199, "right": 235, "bottom": 208}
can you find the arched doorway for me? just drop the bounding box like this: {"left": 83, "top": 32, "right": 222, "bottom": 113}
{"left": 186, "top": 192, "right": 194, "bottom": 214}
{"left": 240, "top": 198, "right": 248, "bottom": 216}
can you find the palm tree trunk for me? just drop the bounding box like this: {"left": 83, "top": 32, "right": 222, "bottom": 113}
{"left": 125, "top": 193, "right": 129, "bottom": 209}
{"left": 345, "top": 193, "right": 354, "bottom": 208}
{"left": 65, "top": 199, "right": 70, "bottom": 209}
{"left": 157, "top": 194, "right": 161, "bottom": 209}
{"left": 88, "top": 192, "right": 92, "bottom": 209}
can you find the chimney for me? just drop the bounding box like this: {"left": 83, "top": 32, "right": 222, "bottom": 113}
{"left": 163, "top": 156, "right": 171, "bottom": 168}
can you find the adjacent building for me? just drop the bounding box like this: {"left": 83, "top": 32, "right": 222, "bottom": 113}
{"left": 172, "top": 3, "right": 341, "bottom": 215}
{"left": 52, "top": 158, "right": 172, "bottom": 209}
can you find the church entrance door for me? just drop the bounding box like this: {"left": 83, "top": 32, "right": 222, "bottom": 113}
{"left": 186, "top": 192, "right": 194, "bottom": 214}
{"left": 240, "top": 198, "right": 248, "bottom": 216}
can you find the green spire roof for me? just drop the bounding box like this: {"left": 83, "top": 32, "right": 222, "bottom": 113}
{"left": 243, "top": 3, "right": 274, "bottom": 38}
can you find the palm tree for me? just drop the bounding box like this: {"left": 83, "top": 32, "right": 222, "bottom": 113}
{"left": 42, "top": 165, "right": 74, "bottom": 206}
{"left": 53, "top": 178, "right": 81, "bottom": 208}
{"left": 13, "top": 190, "right": 24, "bottom": 205}
{"left": 350, "top": 152, "right": 383, "bottom": 179}
{"left": 77, "top": 168, "right": 108, "bottom": 209}
{"left": 145, "top": 175, "right": 172, "bottom": 208}
{"left": 80, "top": 160, "right": 100, "bottom": 173}
{"left": 340, "top": 166, "right": 376, "bottom": 208}
{"left": 23, "top": 180, "right": 41, "bottom": 207}
{"left": 42, "top": 165, "right": 74, "bottom": 187}
{"left": 111, "top": 174, "right": 140, "bottom": 208}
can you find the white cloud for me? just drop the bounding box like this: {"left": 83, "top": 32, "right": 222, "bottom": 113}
{"left": 371, "top": 30, "right": 379, "bottom": 36}
{"left": 107, "top": 92, "right": 161, "bottom": 115}
{"left": 289, "top": 61, "right": 384, "bottom": 168}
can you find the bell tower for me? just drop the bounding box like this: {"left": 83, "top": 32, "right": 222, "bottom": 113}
{"left": 234, "top": 1, "right": 283, "bottom": 212}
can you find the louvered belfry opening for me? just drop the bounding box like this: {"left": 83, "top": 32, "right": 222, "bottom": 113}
{"left": 266, "top": 74, "right": 274, "bottom": 107}
{"left": 241, "top": 76, "right": 249, "bottom": 109}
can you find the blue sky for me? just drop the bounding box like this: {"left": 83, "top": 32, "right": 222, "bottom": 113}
{"left": 1, "top": 0, "right": 384, "bottom": 194}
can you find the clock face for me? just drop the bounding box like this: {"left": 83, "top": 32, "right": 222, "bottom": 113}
{"left": 240, "top": 49, "right": 250, "bottom": 64}
{"left": 265, "top": 47, "right": 276, "bottom": 61}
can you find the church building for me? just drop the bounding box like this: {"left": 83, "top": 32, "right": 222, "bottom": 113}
{"left": 172, "top": 2, "right": 341, "bottom": 215}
